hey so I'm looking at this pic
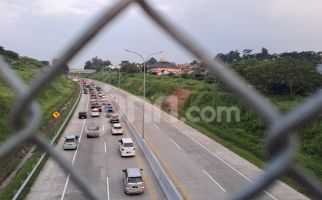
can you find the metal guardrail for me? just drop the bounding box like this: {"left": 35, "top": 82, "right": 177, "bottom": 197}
{"left": 112, "top": 101, "right": 184, "bottom": 200}
{"left": 0, "top": 0, "right": 321, "bottom": 199}
{"left": 12, "top": 84, "right": 82, "bottom": 200}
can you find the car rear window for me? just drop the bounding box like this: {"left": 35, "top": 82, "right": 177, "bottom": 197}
{"left": 65, "top": 138, "right": 75, "bottom": 143}
{"left": 88, "top": 126, "right": 98, "bottom": 130}
{"left": 128, "top": 177, "right": 142, "bottom": 183}
{"left": 124, "top": 143, "right": 134, "bottom": 147}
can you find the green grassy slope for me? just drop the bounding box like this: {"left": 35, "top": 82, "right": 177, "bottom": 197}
{"left": 0, "top": 53, "right": 75, "bottom": 190}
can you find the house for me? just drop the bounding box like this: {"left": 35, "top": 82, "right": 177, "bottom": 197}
{"left": 191, "top": 63, "right": 209, "bottom": 77}
{"left": 147, "top": 61, "right": 177, "bottom": 75}
{"left": 147, "top": 61, "right": 192, "bottom": 77}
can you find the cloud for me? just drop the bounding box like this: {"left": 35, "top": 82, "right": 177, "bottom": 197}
{"left": 1, "top": 0, "right": 322, "bottom": 68}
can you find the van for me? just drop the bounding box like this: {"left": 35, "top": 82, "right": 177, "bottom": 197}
{"left": 122, "top": 168, "right": 144, "bottom": 194}
{"left": 119, "top": 138, "right": 135, "bottom": 157}
{"left": 63, "top": 135, "right": 79, "bottom": 150}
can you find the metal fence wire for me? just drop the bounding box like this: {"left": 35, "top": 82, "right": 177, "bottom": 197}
{"left": 0, "top": 0, "right": 322, "bottom": 199}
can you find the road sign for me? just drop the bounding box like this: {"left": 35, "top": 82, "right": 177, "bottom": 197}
{"left": 52, "top": 111, "right": 60, "bottom": 119}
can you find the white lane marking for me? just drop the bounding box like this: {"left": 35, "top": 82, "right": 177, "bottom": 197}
{"left": 203, "top": 170, "right": 226, "bottom": 192}
{"left": 61, "top": 109, "right": 87, "bottom": 199}
{"left": 170, "top": 138, "right": 182, "bottom": 150}
{"left": 153, "top": 123, "right": 160, "bottom": 130}
{"left": 104, "top": 142, "right": 107, "bottom": 153}
{"left": 61, "top": 175, "right": 70, "bottom": 200}
{"left": 161, "top": 115, "right": 278, "bottom": 200}
{"left": 106, "top": 177, "right": 110, "bottom": 200}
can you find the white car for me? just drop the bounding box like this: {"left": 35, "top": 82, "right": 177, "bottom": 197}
{"left": 91, "top": 108, "right": 100, "bottom": 117}
{"left": 111, "top": 123, "right": 123, "bottom": 135}
{"left": 122, "top": 168, "right": 144, "bottom": 194}
{"left": 86, "top": 124, "right": 100, "bottom": 138}
{"left": 119, "top": 138, "right": 135, "bottom": 157}
{"left": 63, "top": 135, "right": 79, "bottom": 150}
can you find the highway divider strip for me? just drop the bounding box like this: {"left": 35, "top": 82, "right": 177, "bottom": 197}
{"left": 112, "top": 101, "right": 184, "bottom": 200}
{"left": 12, "top": 83, "right": 82, "bottom": 200}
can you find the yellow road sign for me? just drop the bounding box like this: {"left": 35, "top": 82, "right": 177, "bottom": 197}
{"left": 52, "top": 111, "right": 60, "bottom": 119}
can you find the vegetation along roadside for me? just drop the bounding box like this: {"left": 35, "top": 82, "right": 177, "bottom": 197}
{"left": 0, "top": 47, "right": 79, "bottom": 200}
{"left": 85, "top": 52, "right": 322, "bottom": 196}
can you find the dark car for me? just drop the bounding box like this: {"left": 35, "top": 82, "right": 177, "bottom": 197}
{"left": 110, "top": 114, "right": 120, "bottom": 123}
{"left": 78, "top": 112, "right": 87, "bottom": 119}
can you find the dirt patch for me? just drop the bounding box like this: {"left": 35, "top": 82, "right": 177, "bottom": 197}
{"left": 161, "top": 88, "right": 191, "bottom": 115}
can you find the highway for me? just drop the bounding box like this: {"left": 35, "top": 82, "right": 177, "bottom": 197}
{"left": 97, "top": 80, "right": 309, "bottom": 200}
{"left": 26, "top": 79, "right": 309, "bottom": 200}
{"left": 26, "top": 86, "right": 165, "bottom": 200}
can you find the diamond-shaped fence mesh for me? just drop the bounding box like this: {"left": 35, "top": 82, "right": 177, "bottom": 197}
{"left": 0, "top": 0, "right": 322, "bottom": 199}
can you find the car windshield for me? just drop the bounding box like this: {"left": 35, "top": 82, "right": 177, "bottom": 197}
{"left": 128, "top": 177, "right": 142, "bottom": 183}
{"left": 124, "top": 143, "right": 134, "bottom": 147}
{"left": 65, "top": 138, "right": 75, "bottom": 143}
{"left": 88, "top": 126, "right": 98, "bottom": 130}
{"left": 114, "top": 126, "right": 121, "bottom": 129}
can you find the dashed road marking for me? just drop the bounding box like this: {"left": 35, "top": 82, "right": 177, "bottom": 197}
{"left": 203, "top": 170, "right": 226, "bottom": 192}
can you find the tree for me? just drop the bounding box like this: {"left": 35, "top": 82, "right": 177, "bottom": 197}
{"left": 120, "top": 61, "right": 140, "bottom": 73}
{"left": 260, "top": 47, "right": 269, "bottom": 60}
{"left": 3, "top": 50, "right": 19, "bottom": 60}
{"left": 215, "top": 50, "right": 241, "bottom": 64}
{"left": 227, "top": 50, "right": 241, "bottom": 63}
{"left": 233, "top": 58, "right": 322, "bottom": 95}
{"left": 189, "top": 60, "right": 199, "bottom": 65}
{"left": 146, "top": 57, "right": 157, "bottom": 65}
{"left": 242, "top": 49, "right": 253, "bottom": 59}
{"left": 83, "top": 57, "right": 111, "bottom": 71}
{"left": 84, "top": 60, "right": 92, "bottom": 69}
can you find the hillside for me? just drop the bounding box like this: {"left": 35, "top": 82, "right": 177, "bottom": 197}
{"left": 0, "top": 47, "right": 76, "bottom": 192}
{"left": 87, "top": 71, "right": 322, "bottom": 194}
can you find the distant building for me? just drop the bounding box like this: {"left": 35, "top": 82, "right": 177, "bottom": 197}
{"left": 147, "top": 61, "right": 192, "bottom": 77}
{"left": 191, "top": 63, "right": 209, "bottom": 76}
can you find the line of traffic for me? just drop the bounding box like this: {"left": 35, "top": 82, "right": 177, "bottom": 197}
{"left": 61, "top": 95, "right": 89, "bottom": 200}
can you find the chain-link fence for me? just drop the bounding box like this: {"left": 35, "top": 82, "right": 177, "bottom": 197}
{"left": 0, "top": 0, "right": 322, "bottom": 199}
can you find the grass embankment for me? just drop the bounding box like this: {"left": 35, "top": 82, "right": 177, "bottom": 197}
{"left": 0, "top": 54, "right": 79, "bottom": 199}
{"left": 87, "top": 71, "right": 322, "bottom": 194}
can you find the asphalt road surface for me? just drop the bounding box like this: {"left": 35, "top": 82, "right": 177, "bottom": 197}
{"left": 26, "top": 87, "right": 165, "bottom": 200}
{"left": 96, "top": 80, "right": 309, "bottom": 200}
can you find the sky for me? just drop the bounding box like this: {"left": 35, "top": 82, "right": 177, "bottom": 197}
{"left": 0, "top": 0, "right": 322, "bottom": 69}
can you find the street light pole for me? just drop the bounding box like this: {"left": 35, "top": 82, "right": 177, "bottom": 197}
{"left": 118, "top": 65, "right": 120, "bottom": 105}
{"left": 124, "top": 49, "right": 163, "bottom": 139}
